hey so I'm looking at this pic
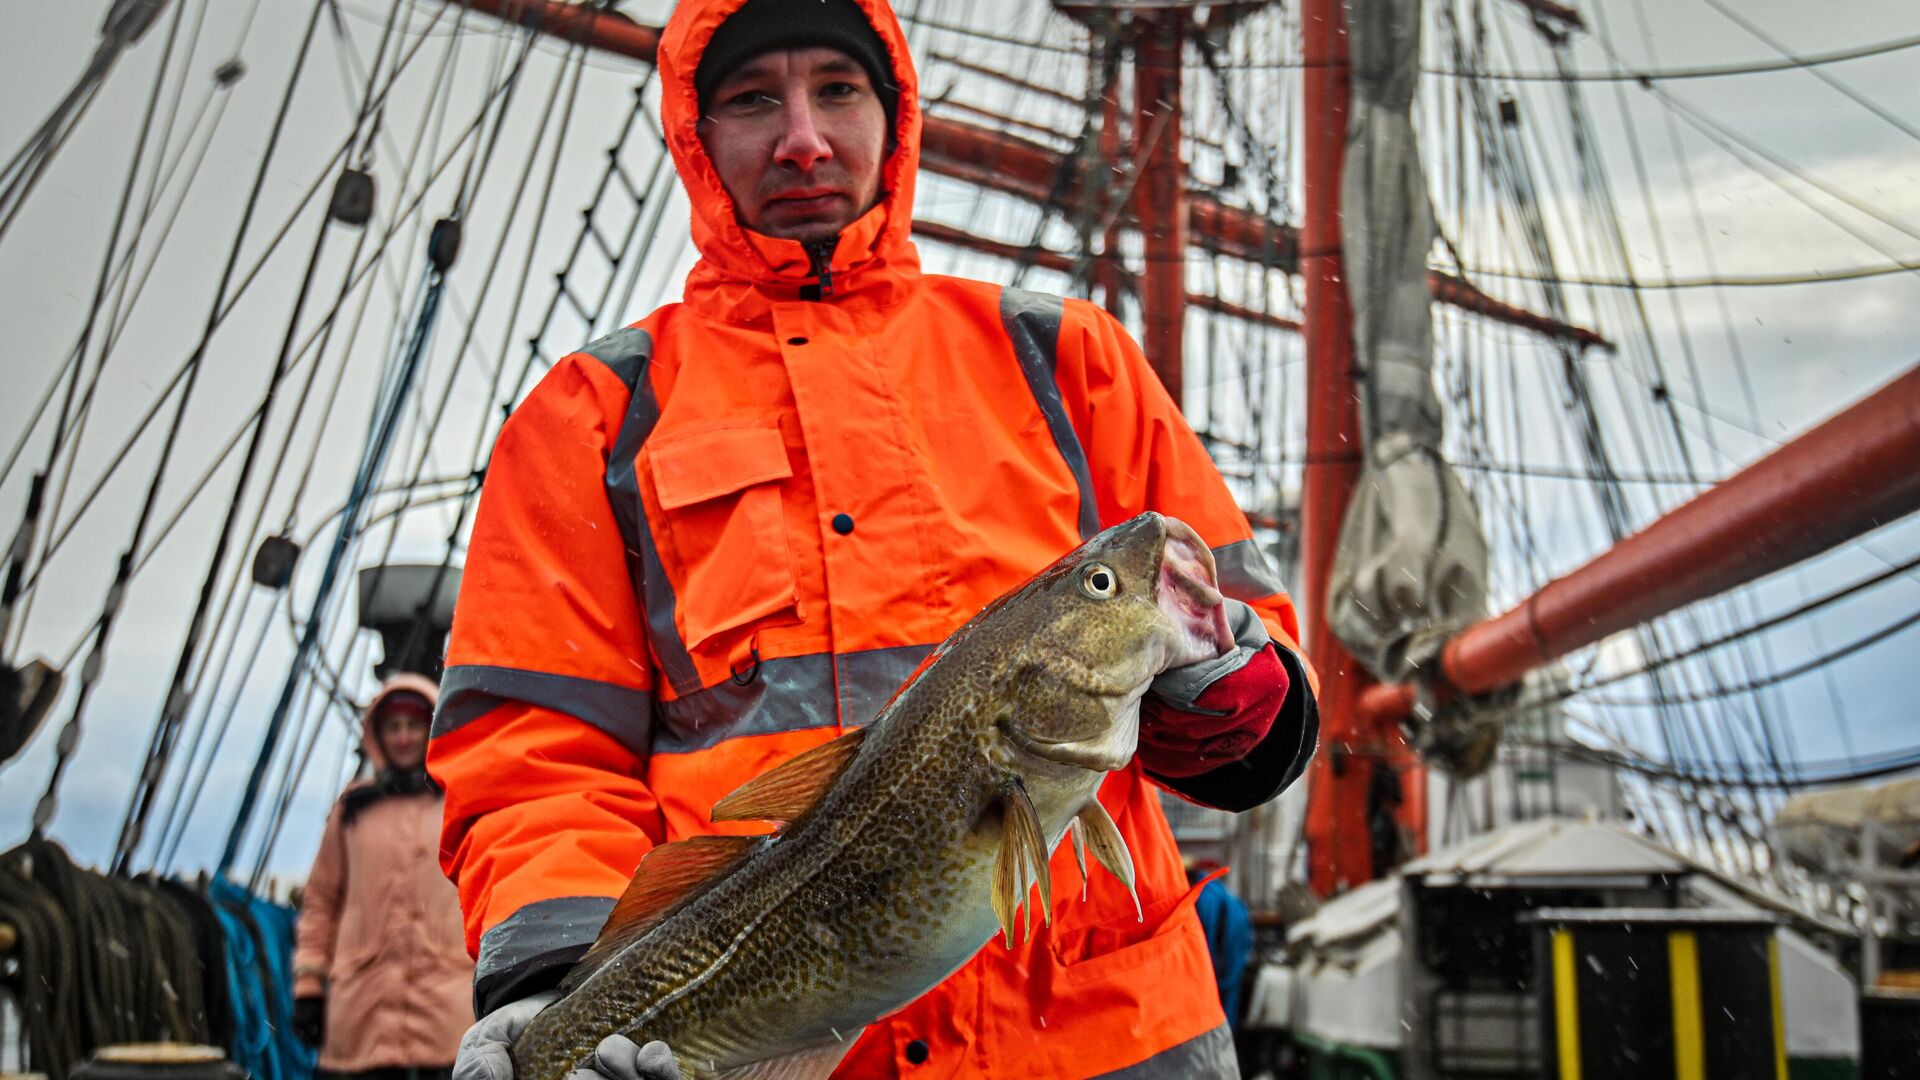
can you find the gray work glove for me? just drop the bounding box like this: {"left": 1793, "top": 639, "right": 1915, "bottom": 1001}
{"left": 455, "top": 991, "right": 683, "bottom": 1080}
{"left": 573, "top": 1032, "right": 683, "bottom": 1080}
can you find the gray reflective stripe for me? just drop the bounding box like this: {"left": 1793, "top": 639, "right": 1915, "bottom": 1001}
{"left": 1213, "top": 538, "right": 1288, "bottom": 602}
{"left": 654, "top": 645, "right": 932, "bottom": 754}
{"left": 433, "top": 664, "right": 654, "bottom": 758}
{"left": 475, "top": 894, "right": 614, "bottom": 984}
{"left": 576, "top": 325, "right": 651, "bottom": 390}
{"left": 597, "top": 329, "right": 704, "bottom": 699}
{"left": 1092, "top": 1024, "right": 1240, "bottom": 1079}
{"left": 1001, "top": 287, "right": 1100, "bottom": 541}
{"left": 835, "top": 644, "right": 932, "bottom": 729}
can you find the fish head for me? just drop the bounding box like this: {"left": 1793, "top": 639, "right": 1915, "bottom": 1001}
{"left": 990, "top": 512, "right": 1234, "bottom": 773}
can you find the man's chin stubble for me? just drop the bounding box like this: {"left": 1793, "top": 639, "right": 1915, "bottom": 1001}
{"left": 758, "top": 219, "right": 847, "bottom": 245}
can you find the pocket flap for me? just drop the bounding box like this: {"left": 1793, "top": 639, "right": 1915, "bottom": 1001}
{"left": 650, "top": 424, "right": 793, "bottom": 509}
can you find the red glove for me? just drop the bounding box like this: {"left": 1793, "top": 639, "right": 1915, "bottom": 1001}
{"left": 1137, "top": 643, "right": 1291, "bottom": 779}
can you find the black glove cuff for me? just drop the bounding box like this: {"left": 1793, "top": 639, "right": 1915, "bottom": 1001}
{"left": 1150, "top": 643, "right": 1319, "bottom": 811}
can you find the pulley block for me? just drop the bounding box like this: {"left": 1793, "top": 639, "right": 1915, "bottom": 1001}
{"left": 328, "top": 168, "right": 375, "bottom": 227}
{"left": 428, "top": 217, "right": 463, "bottom": 273}
{"left": 251, "top": 534, "right": 301, "bottom": 589}
{"left": 0, "top": 659, "right": 64, "bottom": 766}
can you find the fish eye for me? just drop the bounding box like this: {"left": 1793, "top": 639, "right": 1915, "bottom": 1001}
{"left": 1079, "top": 563, "right": 1119, "bottom": 600}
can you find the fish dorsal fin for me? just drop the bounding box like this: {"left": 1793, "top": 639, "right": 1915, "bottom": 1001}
{"left": 1076, "top": 798, "right": 1140, "bottom": 920}
{"left": 991, "top": 780, "right": 1053, "bottom": 947}
{"left": 710, "top": 727, "right": 867, "bottom": 825}
{"left": 563, "top": 835, "right": 763, "bottom": 990}
{"left": 708, "top": 1037, "right": 859, "bottom": 1080}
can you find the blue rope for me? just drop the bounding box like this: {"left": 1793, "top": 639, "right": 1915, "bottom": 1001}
{"left": 209, "top": 878, "right": 315, "bottom": 1080}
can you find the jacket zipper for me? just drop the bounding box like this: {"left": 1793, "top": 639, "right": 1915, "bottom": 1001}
{"left": 805, "top": 238, "right": 835, "bottom": 298}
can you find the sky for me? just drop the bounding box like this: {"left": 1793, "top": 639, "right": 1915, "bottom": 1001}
{"left": 1, "top": 0, "right": 1916, "bottom": 888}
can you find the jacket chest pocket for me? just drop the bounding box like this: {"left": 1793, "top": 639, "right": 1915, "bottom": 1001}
{"left": 648, "top": 421, "right": 801, "bottom": 653}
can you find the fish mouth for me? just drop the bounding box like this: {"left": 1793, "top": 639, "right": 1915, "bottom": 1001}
{"left": 1157, "top": 517, "right": 1233, "bottom": 660}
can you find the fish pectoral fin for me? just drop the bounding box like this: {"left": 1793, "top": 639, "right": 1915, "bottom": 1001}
{"left": 711, "top": 727, "right": 867, "bottom": 825}
{"left": 562, "top": 835, "right": 765, "bottom": 990}
{"left": 707, "top": 1037, "right": 859, "bottom": 1080}
{"left": 991, "top": 779, "right": 1053, "bottom": 947}
{"left": 1068, "top": 815, "right": 1090, "bottom": 901}
{"left": 1076, "top": 799, "right": 1141, "bottom": 920}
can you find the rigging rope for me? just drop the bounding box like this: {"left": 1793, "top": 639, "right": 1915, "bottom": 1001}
{"left": 143, "top": 26, "right": 533, "bottom": 868}
{"left": 1453, "top": 256, "right": 1920, "bottom": 290}
{"left": 3, "top": 0, "right": 193, "bottom": 660}
{"left": 26, "top": 0, "right": 330, "bottom": 839}
{"left": 1536, "top": 738, "right": 1920, "bottom": 792}
{"left": 0, "top": 0, "right": 174, "bottom": 252}
{"left": 113, "top": 0, "right": 445, "bottom": 877}
{"left": 217, "top": 246, "right": 450, "bottom": 875}
{"left": 896, "top": 7, "right": 1920, "bottom": 82}
{"left": 1697, "top": 0, "right": 1920, "bottom": 147}
{"left": 10, "top": 35, "right": 520, "bottom": 610}
{"left": 0, "top": 838, "right": 214, "bottom": 1078}
{"left": 1445, "top": 0, "right": 1737, "bottom": 857}
{"left": 1550, "top": 26, "right": 1798, "bottom": 800}
{"left": 3, "top": 3, "right": 457, "bottom": 608}
{"left": 1597, "top": 4, "right": 1808, "bottom": 790}
{"left": 1585, "top": 607, "right": 1920, "bottom": 710}
{"left": 0, "top": 64, "right": 239, "bottom": 510}
{"left": 235, "top": 4, "right": 546, "bottom": 885}
{"left": 1479, "top": 547, "right": 1920, "bottom": 715}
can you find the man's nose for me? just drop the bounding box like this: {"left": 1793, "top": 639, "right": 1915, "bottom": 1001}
{"left": 773, "top": 100, "right": 833, "bottom": 171}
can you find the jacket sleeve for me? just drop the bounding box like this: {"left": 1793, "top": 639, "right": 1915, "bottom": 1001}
{"left": 428, "top": 351, "right": 666, "bottom": 1015}
{"left": 292, "top": 800, "right": 348, "bottom": 999}
{"left": 1053, "top": 299, "right": 1319, "bottom": 811}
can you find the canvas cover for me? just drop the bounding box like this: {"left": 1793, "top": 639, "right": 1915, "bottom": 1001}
{"left": 1327, "top": 0, "right": 1490, "bottom": 683}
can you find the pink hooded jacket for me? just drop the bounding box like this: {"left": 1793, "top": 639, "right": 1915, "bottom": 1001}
{"left": 293, "top": 673, "right": 474, "bottom": 1071}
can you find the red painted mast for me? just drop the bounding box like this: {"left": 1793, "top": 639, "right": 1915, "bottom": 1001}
{"left": 1298, "top": 0, "right": 1425, "bottom": 896}
{"left": 1131, "top": 14, "right": 1188, "bottom": 398}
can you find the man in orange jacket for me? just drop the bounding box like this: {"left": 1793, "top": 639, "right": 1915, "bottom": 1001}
{"left": 432, "top": 0, "right": 1317, "bottom": 1076}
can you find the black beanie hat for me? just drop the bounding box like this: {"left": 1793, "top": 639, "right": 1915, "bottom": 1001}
{"left": 696, "top": 0, "right": 899, "bottom": 125}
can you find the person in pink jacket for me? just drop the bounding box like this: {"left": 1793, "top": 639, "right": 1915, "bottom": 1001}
{"left": 293, "top": 674, "right": 475, "bottom": 1080}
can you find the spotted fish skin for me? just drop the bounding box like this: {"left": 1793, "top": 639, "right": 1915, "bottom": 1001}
{"left": 509, "top": 512, "right": 1230, "bottom": 1080}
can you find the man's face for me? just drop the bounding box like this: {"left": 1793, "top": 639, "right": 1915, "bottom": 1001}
{"left": 698, "top": 46, "right": 890, "bottom": 244}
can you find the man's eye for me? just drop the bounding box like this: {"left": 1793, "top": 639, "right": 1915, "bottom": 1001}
{"left": 821, "top": 81, "right": 863, "bottom": 99}
{"left": 725, "top": 89, "right": 778, "bottom": 109}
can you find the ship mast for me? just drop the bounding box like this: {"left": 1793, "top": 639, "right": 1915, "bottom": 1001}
{"left": 1296, "top": 0, "right": 1422, "bottom": 896}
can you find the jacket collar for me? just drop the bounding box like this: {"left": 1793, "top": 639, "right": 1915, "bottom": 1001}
{"left": 657, "top": 0, "right": 924, "bottom": 323}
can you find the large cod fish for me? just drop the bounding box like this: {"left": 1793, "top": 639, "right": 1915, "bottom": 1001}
{"left": 511, "top": 512, "right": 1236, "bottom": 1080}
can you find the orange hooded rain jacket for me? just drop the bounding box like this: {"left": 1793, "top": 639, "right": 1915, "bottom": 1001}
{"left": 430, "top": 1, "right": 1317, "bottom": 1075}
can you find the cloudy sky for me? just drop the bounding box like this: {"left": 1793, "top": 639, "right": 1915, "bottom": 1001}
{"left": 1, "top": 0, "right": 1916, "bottom": 885}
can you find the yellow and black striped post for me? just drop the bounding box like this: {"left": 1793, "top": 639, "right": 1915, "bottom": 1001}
{"left": 1528, "top": 909, "right": 1788, "bottom": 1080}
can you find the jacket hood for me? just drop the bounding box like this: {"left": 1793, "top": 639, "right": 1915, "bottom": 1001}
{"left": 658, "top": 0, "right": 922, "bottom": 305}
{"left": 361, "top": 672, "right": 439, "bottom": 770}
